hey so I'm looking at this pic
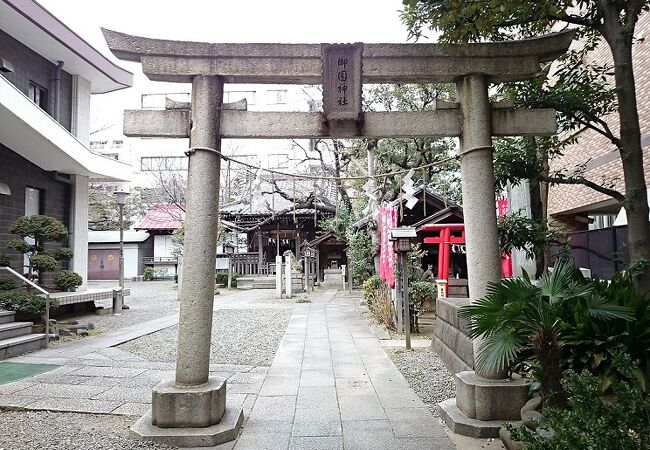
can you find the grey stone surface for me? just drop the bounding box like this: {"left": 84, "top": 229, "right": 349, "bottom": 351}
{"left": 26, "top": 397, "right": 122, "bottom": 414}
{"left": 520, "top": 395, "right": 542, "bottom": 416}
{"left": 435, "top": 297, "right": 470, "bottom": 335}
{"left": 151, "top": 378, "right": 226, "bottom": 428}
{"left": 434, "top": 317, "right": 474, "bottom": 367}
{"left": 456, "top": 371, "right": 529, "bottom": 421}
{"left": 175, "top": 74, "right": 223, "bottom": 387}
{"left": 103, "top": 27, "right": 574, "bottom": 84}
{"left": 521, "top": 410, "right": 545, "bottom": 430}
{"left": 289, "top": 436, "right": 343, "bottom": 450}
{"left": 131, "top": 395, "right": 244, "bottom": 448}
{"left": 438, "top": 398, "right": 506, "bottom": 438}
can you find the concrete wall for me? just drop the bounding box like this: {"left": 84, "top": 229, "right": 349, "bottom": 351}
{"left": 431, "top": 297, "right": 474, "bottom": 375}
{"left": 0, "top": 29, "right": 73, "bottom": 131}
{"left": 0, "top": 143, "right": 71, "bottom": 272}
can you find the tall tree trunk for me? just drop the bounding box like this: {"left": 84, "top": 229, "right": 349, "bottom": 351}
{"left": 606, "top": 29, "right": 650, "bottom": 294}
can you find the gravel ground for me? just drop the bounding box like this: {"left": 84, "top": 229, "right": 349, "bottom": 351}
{"left": 119, "top": 308, "right": 292, "bottom": 366}
{"left": 50, "top": 281, "right": 180, "bottom": 347}
{"left": 385, "top": 346, "right": 456, "bottom": 417}
{"left": 0, "top": 410, "right": 174, "bottom": 450}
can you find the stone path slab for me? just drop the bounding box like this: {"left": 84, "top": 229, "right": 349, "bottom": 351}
{"left": 233, "top": 290, "right": 455, "bottom": 450}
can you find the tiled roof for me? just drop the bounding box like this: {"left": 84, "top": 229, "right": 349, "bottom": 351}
{"left": 220, "top": 176, "right": 337, "bottom": 217}
{"left": 134, "top": 204, "right": 184, "bottom": 231}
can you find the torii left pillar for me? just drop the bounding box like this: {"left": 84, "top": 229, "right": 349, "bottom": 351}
{"left": 131, "top": 75, "right": 244, "bottom": 447}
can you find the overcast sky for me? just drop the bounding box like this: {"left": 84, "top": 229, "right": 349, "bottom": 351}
{"left": 37, "top": 0, "right": 422, "bottom": 130}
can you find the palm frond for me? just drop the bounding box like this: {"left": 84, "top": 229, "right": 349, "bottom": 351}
{"left": 583, "top": 294, "right": 635, "bottom": 321}
{"left": 475, "top": 330, "right": 527, "bottom": 375}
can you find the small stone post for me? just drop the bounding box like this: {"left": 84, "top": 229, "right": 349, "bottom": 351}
{"left": 284, "top": 251, "right": 293, "bottom": 299}
{"left": 275, "top": 255, "right": 283, "bottom": 298}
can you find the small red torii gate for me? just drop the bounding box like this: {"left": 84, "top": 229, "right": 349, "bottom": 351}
{"left": 421, "top": 224, "right": 466, "bottom": 295}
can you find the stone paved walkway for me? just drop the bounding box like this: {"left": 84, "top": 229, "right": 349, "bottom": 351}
{"left": 0, "top": 288, "right": 456, "bottom": 449}
{"left": 232, "top": 290, "right": 454, "bottom": 450}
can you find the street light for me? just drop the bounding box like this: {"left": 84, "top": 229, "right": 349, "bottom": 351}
{"left": 114, "top": 189, "right": 129, "bottom": 314}
{"left": 224, "top": 241, "right": 235, "bottom": 290}
{"left": 390, "top": 227, "right": 417, "bottom": 350}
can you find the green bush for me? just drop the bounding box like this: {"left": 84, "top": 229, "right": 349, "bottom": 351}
{"left": 363, "top": 275, "right": 395, "bottom": 330}
{"left": 0, "top": 254, "right": 9, "bottom": 267}
{"left": 561, "top": 271, "right": 650, "bottom": 393}
{"left": 509, "top": 356, "right": 650, "bottom": 450}
{"left": 143, "top": 267, "right": 155, "bottom": 281}
{"left": 215, "top": 272, "right": 237, "bottom": 287}
{"left": 459, "top": 259, "right": 635, "bottom": 407}
{"left": 54, "top": 270, "right": 83, "bottom": 291}
{"left": 349, "top": 232, "right": 375, "bottom": 285}
{"left": 29, "top": 254, "right": 57, "bottom": 273}
{"left": 0, "top": 291, "right": 58, "bottom": 317}
{"left": 409, "top": 280, "right": 437, "bottom": 310}
{"left": 0, "top": 277, "right": 17, "bottom": 291}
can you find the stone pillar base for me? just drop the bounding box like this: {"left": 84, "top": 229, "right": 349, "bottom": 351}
{"left": 152, "top": 378, "right": 226, "bottom": 427}
{"left": 131, "top": 382, "right": 244, "bottom": 448}
{"left": 438, "top": 371, "right": 528, "bottom": 438}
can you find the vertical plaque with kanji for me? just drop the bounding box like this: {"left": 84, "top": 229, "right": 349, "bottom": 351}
{"left": 321, "top": 43, "right": 363, "bottom": 132}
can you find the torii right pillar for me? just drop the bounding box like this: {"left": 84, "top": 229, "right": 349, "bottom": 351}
{"left": 439, "top": 74, "right": 529, "bottom": 437}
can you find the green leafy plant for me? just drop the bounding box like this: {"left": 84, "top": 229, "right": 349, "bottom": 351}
{"left": 562, "top": 272, "right": 650, "bottom": 393}
{"left": 215, "top": 272, "right": 237, "bottom": 288}
{"left": 349, "top": 231, "right": 374, "bottom": 286}
{"left": 53, "top": 270, "right": 83, "bottom": 291}
{"left": 0, "top": 254, "right": 9, "bottom": 267}
{"left": 7, "top": 215, "right": 73, "bottom": 284}
{"left": 509, "top": 356, "right": 650, "bottom": 450}
{"left": 0, "top": 291, "right": 58, "bottom": 318}
{"left": 0, "top": 277, "right": 17, "bottom": 291}
{"left": 143, "top": 267, "right": 155, "bottom": 281}
{"left": 409, "top": 280, "right": 437, "bottom": 311}
{"left": 459, "top": 259, "right": 635, "bottom": 407}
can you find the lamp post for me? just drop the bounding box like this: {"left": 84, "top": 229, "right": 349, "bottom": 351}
{"left": 114, "top": 189, "right": 129, "bottom": 313}
{"left": 224, "top": 241, "right": 235, "bottom": 290}
{"left": 390, "top": 227, "right": 417, "bottom": 350}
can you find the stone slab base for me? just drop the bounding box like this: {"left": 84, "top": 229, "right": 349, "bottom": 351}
{"left": 438, "top": 398, "right": 518, "bottom": 438}
{"left": 152, "top": 378, "right": 226, "bottom": 427}
{"left": 456, "top": 371, "right": 528, "bottom": 421}
{"left": 131, "top": 396, "right": 244, "bottom": 448}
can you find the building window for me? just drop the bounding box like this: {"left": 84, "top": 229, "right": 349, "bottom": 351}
{"left": 24, "top": 187, "right": 42, "bottom": 271}
{"left": 141, "top": 156, "right": 189, "bottom": 171}
{"left": 224, "top": 90, "right": 255, "bottom": 105}
{"left": 588, "top": 214, "right": 616, "bottom": 230}
{"left": 267, "top": 89, "right": 287, "bottom": 105}
{"left": 28, "top": 82, "right": 47, "bottom": 111}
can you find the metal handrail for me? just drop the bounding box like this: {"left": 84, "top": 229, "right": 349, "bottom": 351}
{"left": 0, "top": 266, "right": 50, "bottom": 348}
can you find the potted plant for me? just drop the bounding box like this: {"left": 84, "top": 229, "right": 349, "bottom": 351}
{"left": 54, "top": 270, "right": 83, "bottom": 292}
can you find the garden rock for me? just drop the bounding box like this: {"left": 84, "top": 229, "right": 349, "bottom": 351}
{"left": 499, "top": 424, "right": 524, "bottom": 450}
{"left": 520, "top": 396, "right": 542, "bottom": 417}
{"left": 522, "top": 410, "right": 545, "bottom": 430}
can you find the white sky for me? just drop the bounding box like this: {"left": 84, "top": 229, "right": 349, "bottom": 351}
{"left": 38, "top": 0, "right": 421, "bottom": 130}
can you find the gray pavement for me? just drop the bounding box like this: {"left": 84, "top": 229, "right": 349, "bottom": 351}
{"left": 232, "top": 290, "right": 455, "bottom": 450}
{"left": 0, "top": 288, "right": 456, "bottom": 449}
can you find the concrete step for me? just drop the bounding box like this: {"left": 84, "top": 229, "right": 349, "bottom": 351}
{"left": 0, "top": 321, "right": 33, "bottom": 340}
{"left": 0, "top": 310, "right": 16, "bottom": 324}
{"left": 0, "top": 333, "right": 46, "bottom": 360}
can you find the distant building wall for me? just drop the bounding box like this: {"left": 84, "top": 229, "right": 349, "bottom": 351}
{"left": 548, "top": 13, "right": 650, "bottom": 218}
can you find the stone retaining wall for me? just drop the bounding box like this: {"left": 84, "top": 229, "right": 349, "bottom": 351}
{"left": 431, "top": 297, "right": 474, "bottom": 374}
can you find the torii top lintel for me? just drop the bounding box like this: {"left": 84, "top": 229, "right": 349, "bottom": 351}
{"left": 101, "top": 28, "right": 574, "bottom": 85}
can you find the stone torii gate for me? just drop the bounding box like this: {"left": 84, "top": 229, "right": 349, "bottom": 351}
{"left": 103, "top": 29, "right": 573, "bottom": 445}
